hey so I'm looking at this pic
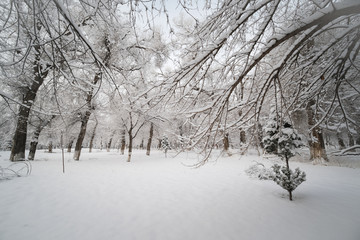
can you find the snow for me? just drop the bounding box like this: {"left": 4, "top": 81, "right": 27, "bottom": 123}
{"left": 1, "top": 149, "right": 360, "bottom": 240}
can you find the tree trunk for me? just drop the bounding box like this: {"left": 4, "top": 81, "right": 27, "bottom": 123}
{"left": 27, "top": 119, "right": 52, "bottom": 160}
{"left": 284, "top": 156, "right": 293, "bottom": 201}
{"left": 67, "top": 140, "right": 73, "bottom": 152}
{"left": 348, "top": 133, "right": 354, "bottom": 147}
{"left": 288, "top": 190, "right": 293, "bottom": 201}
{"left": 28, "top": 123, "right": 43, "bottom": 160}
{"left": 73, "top": 111, "right": 91, "bottom": 160}
{"left": 223, "top": 133, "right": 229, "bottom": 151}
{"left": 223, "top": 132, "right": 231, "bottom": 156}
{"left": 140, "top": 139, "right": 144, "bottom": 150}
{"left": 107, "top": 138, "right": 113, "bottom": 152}
{"left": 107, "top": 133, "right": 114, "bottom": 152}
{"left": 337, "top": 132, "right": 345, "bottom": 150}
{"left": 127, "top": 129, "right": 133, "bottom": 162}
{"left": 355, "top": 128, "right": 360, "bottom": 145}
{"left": 73, "top": 70, "right": 102, "bottom": 160}
{"left": 240, "top": 129, "right": 246, "bottom": 145}
{"left": 307, "top": 100, "right": 328, "bottom": 162}
{"left": 10, "top": 45, "right": 49, "bottom": 161}
{"left": 89, "top": 120, "right": 98, "bottom": 152}
{"left": 73, "top": 36, "right": 110, "bottom": 160}
{"left": 28, "top": 141, "right": 38, "bottom": 161}
{"left": 120, "top": 129, "right": 126, "bottom": 155}
{"left": 157, "top": 139, "right": 162, "bottom": 149}
{"left": 240, "top": 128, "right": 246, "bottom": 154}
{"left": 48, "top": 141, "right": 53, "bottom": 153}
{"left": 146, "top": 123, "right": 154, "bottom": 156}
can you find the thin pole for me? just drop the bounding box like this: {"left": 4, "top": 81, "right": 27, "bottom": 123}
{"left": 61, "top": 131, "right": 65, "bottom": 173}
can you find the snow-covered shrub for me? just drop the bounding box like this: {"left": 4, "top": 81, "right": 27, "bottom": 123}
{"left": 245, "top": 163, "right": 273, "bottom": 180}
{"left": 271, "top": 164, "right": 306, "bottom": 201}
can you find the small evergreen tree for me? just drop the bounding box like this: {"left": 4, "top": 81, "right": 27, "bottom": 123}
{"left": 264, "top": 121, "right": 306, "bottom": 201}
{"left": 271, "top": 164, "right": 306, "bottom": 201}
{"left": 161, "top": 135, "right": 171, "bottom": 157}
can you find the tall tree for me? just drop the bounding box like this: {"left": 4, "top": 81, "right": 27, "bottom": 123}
{"left": 160, "top": 0, "right": 360, "bottom": 164}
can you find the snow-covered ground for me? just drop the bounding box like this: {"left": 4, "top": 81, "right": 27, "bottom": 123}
{"left": 1, "top": 149, "right": 359, "bottom": 240}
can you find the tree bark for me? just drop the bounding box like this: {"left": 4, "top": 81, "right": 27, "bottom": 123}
{"left": 223, "top": 132, "right": 231, "bottom": 156}
{"left": 337, "top": 132, "right": 345, "bottom": 150}
{"left": 28, "top": 116, "right": 54, "bottom": 160}
{"left": 73, "top": 110, "right": 91, "bottom": 160}
{"left": 348, "top": 133, "right": 354, "bottom": 147}
{"left": 240, "top": 129, "right": 246, "bottom": 145}
{"left": 48, "top": 141, "right": 53, "bottom": 153}
{"left": 107, "top": 131, "right": 115, "bottom": 152}
{"left": 146, "top": 123, "right": 154, "bottom": 156}
{"left": 158, "top": 139, "right": 162, "bottom": 149}
{"left": 120, "top": 129, "right": 126, "bottom": 155}
{"left": 307, "top": 100, "right": 328, "bottom": 162}
{"left": 10, "top": 45, "right": 49, "bottom": 161}
{"left": 127, "top": 128, "right": 133, "bottom": 162}
{"left": 28, "top": 141, "right": 38, "bottom": 161}
{"left": 89, "top": 119, "right": 98, "bottom": 152}
{"left": 67, "top": 139, "right": 74, "bottom": 152}
{"left": 240, "top": 128, "right": 246, "bottom": 154}
{"left": 356, "top": 129, "right": 360, "bottom": 145}
{"left": 73, "top": 36, "right": 110, "bottom": 160}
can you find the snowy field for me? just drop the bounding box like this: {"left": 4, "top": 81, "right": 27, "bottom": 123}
{"left": 1, "top": 149, "right": 360, "bottom": 240}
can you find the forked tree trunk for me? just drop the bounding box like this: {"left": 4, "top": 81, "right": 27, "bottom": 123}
{"left": 146, "top": 123, "right": 154, "bottom": 156}
{"left": 29, "top": 117, "right": 54, "bottom": 160}
{"left": 10, "top": 45, "right": 49, "bottom": 161}
{"left": 120, "top": 129, "right": 126, "bottom": 155}
{"left": 307, "top": 100, "right": 328, "bottom": 162}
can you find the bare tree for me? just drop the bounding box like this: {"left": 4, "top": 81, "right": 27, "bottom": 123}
{"left": 160, "top": 0, "right": 360, "bottom": 164}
